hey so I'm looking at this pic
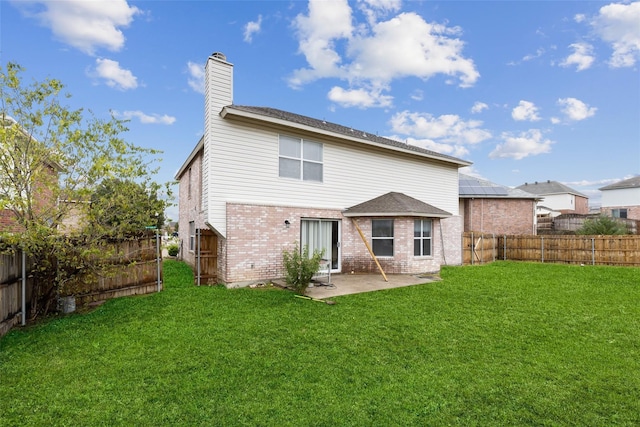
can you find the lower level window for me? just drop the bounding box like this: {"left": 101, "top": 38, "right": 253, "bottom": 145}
{"left": 414, "top": 219, "right": 432, "bottom": 256}
{"left": 372, "top": 219, "right": 394, "bottom": 256}
{"left": 189, "top": 221, "right": 195, "bottom": 251}
{"left": 612, "top": 209, "right": 627, "bottom": 219}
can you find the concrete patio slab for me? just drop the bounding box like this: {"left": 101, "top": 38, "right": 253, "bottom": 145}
{"left": 301, "top": 273, "right": 441, "bottom": 299}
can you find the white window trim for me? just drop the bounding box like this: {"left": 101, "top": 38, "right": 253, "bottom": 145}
{"left": 371, "top": 219, "right": 394, "bottom": 257}
{"left": 278, "top": 135, "right": 323, "bottom": 182}
{"left": 414, "top": 219, "right": 433, "bottom": 257}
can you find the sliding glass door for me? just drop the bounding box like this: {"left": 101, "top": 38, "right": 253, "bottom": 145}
{"left": 300, "top": 219, "right": 341, "bottom": 272}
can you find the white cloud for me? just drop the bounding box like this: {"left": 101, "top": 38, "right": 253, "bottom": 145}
{"left": 489, "top": 129, "right": 553, "bottom": 160}
{"left": 290, "top": 0, "right": 479, "bottom": 106}
{"left": 410, "top": 89, "right": 424, "bottom": 101}
{"left": 522, "top": 48, "right": 545, "bottom": 62}
{"left": 328, "top": 86, "right": 393, "bottom": 108}
{"left": 574, "top": 14, "right": 586, "bottom": 23}
{"left": 15, "top": 0, "right": 140, "bottom": 55}
{"left": 402, "top": 137, "right": 470, "bottom": 158}
{"left": 114, "top": 110, "right": 176, "bottom": 125}
{"left": 560, "top": 43, "right": 595, "bottom": 71}
{"left": 186, "top": 61, "right": 205, "bottom": 94}
{"left": 591, "top": 1, "right": 640, "bottom": 68}
{"left": 511, "top": 100, "right": 541, "bottom": 122}
{"left": 390, "top": 111, "right": 492, "bottom": 146}
{"left": 550, "top": 117, "right": 561, "bottom": 124}
{"left": 244, "top": 15, "right": 262, "bottom": 43}
{"left": 91, "top": 58, "right": 138, "bottom": 90}
{"left": 471, "top": 101, "right": 488, "bottom": 114}
{"left": 557, "top": 97, "right": 597, "bottom": 121}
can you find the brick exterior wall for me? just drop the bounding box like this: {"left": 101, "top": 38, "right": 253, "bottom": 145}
{"left": 560, "top": 196, "right": 589, "bottom": 215}
{"left": 463, "top": 198, "right": 536, "bottom": 235}
{"left": 1, "top": 164, "right": 57, "bottom": 233}
{"left": 222, "top": 202, "right": 462, "bottom": 285}
{"left": 176, "top": 148, "right": 206, "bottom": 266}
{"left": 600, "top": 206, "right": 640, "bottom": 221}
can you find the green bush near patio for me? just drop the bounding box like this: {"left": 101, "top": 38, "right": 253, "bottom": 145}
{"left": 0, "top": 261, "right": 638, "bottom": 426}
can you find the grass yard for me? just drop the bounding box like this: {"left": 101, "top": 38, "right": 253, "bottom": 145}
{"left": 1, "top": 261, "right": 638, "bottom": 426}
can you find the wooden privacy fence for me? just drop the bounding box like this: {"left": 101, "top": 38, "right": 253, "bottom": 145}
{"left": 0, "top": 234, "right": 162, "bottom": 338}
{"left": 463, "top": 233, "right": 640, "bottom": 266}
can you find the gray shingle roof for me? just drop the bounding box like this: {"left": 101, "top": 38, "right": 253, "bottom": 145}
{"left": 223, "top": 105, "right": 471, "bottom": 166}
{"left": 515, "top": 180, "right": 587, "bottom": 198}
{"left": 459, "top": 174, "right": 539, "bottom": 199}
{"left": 599, "top": 175, "right": 640, "bottom": 191}
{"left": 342, "top": 192, "right": 452, "bottom": 218}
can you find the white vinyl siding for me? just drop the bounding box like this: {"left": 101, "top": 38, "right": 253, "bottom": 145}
{"left": 204, "top": 117, "right": 459, "bottom": 238}
{"left": 601, "top": 187, "right": 640, "bottom": 208}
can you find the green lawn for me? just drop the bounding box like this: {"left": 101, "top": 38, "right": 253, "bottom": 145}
{"left": 1, "top": 261, "right": 638, "bottom": 426}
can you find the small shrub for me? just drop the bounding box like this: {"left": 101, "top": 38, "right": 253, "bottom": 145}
{"left": 282, "top": 242, "right": 324, "bottom": 294}
{"left": 576, "top": 215, "right": 629, "bottom": 235}
{"left": 167, "top": 244, "right": 179, "bottom": 257}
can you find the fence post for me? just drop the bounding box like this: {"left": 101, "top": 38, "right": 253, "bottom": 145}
{"left": 196, "top": 228, "right": 201, "bottom": 286}
{"left": 156, "top": 229, "right": 161, "bottom": 292}
{"left": 503, "top": 235, "right": 507, "bottom": 260}
{"left": 591, "top": 238, "right": 595, "bottom": 265}
{"left": 471, "top": 232, "right": 474, "bottom": 265}
{"left": 21, "top": 249, "right": 26, "bottom": 326}
{"left": 493, "top": 234, "right": 496, "bottom": 262}
{"left": 541, "top": 236, "right": 544, "bottom": 263}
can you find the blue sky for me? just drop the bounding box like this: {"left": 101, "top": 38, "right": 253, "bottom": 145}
{"left": 2, "top": 0, "right": 639, "bottom": 221}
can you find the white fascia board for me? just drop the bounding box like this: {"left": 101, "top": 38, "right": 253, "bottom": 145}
{"left": 174, "top": 137, "right": 204, "bottom": 180}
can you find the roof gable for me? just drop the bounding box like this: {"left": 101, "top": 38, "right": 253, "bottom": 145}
{"left": 599, "top": 175, "right": 640, "bottom": 191}
{"left": 343, "top": 192, "right": 452, "bottom": 218}
{"left": 516, "top": 180, "right": 587, "bottom": 198}
{"left": 221, "top": 105, "right": 471, "bottom": 167}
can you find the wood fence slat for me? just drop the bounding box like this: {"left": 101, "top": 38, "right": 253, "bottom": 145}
{"left": 464, "top": 233, "right": 640, "bottom": 267}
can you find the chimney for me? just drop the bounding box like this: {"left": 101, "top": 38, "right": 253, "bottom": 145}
{"left": 205, "top": 52, "right": 233, "bottom": 114}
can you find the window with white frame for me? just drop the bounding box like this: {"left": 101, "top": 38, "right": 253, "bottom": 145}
{"left": 414, "top": 219, "right": 432, "bottom": 256}
{"left": 189, "top": 221, "right": 195, "bottom": 251}
{"left": 372, "top": 219, "right": 394, "bottom": 257}
{"left": 612, "top": 209, "right": 627, "bottom": 219}
{"left": 279, "top": 135, "right": 323, "bottom": 182}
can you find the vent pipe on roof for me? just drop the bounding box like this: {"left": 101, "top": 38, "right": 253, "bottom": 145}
{"left": 211, "top": 52, "right": 226, "bottom": 61}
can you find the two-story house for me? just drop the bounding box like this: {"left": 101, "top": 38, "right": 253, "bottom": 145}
{"left": 516, "top": 180, "right": 588, "bottom": 216}
{"left": 599, "top": 175, "right": 640, "bottom": 220}
{"left": 176, "top": 52, "right": 471, "bottom": 286}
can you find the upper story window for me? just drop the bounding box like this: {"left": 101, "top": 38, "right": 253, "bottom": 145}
{"left": 279, "top": 135, "right": 323, "bottom": 182}
{"left": 372, "top": 219, "right": 394, "bottom": 257}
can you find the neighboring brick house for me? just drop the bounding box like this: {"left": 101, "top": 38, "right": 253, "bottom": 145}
{"left": 175, "top": 52, "right": 472, "bottom": 286}
{"left": 1, "top": 116, "right": 59, "bottom": 233}
{"left": 599, "top": 175, "right": 640, "bottom": 220}
{"left": 516, "top": 180, "right": 588, "bottom": 215}
{"left": 459, "top": 174, "right": 539, "bottom": 235}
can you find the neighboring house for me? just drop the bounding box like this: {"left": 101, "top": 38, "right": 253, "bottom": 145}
{"left": 516, "top": 180, "right": 588, "bottom": 215}
{"left": 0, "top": 115, "right": 59, "bottom": 233}
{"left": 175, "top": 52, "right": 471, "bottom": 286}
{"left": 599, "top": 175, "right": 640, "bottom": 220}
{"left": 459, "top": 174, "right": 539, "bottom": 235}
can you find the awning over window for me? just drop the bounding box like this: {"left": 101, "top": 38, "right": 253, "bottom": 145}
{"left": 342, "top": 192, "right": 452, "bottom": 218}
